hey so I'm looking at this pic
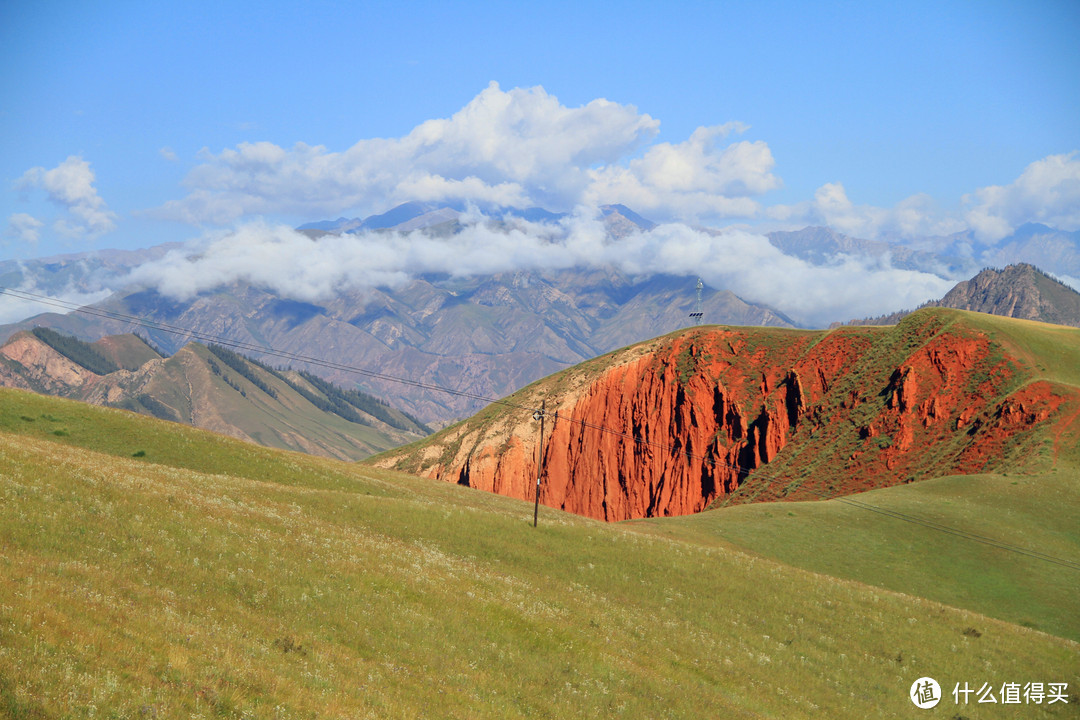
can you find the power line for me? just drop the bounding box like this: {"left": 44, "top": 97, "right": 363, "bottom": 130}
{"left": 2, "top": 284, "right": 1078, "bottom": 571}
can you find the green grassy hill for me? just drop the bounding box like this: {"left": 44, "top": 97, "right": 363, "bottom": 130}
{"left": 647, "top": 467, "right": 1080, "bottom": 642}
{"left": 640, "top": 311, "right": 1080, "bottom": 643}
{"left": 91, "top": 333, "right": 164, "bottom": 370}
{"left": 1, "top": 388, "right": 1077, "bottom": 718}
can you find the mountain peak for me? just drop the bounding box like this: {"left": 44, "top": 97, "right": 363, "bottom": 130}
{"left": 842, "top": 263, "right": 1080, "bottom": 328}
{"left": 1012, "top": 222, "right": 1057, "bottom": 238}
{"left": 601, "top": 204, "right": 655, "bottom": 230}
{"left": 359, "top": 201, "right": 447, "bottom": 230}
{"left": 929, "top": 263, "right": 1080, "bottom": 326}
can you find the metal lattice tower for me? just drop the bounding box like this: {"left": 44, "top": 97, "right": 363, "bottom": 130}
{"left": 689, "top": 278, "right": 704, "bottom": 325}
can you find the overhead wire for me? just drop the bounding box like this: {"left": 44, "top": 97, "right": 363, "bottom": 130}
{"left": 2, "top": 284, "right": 1078, "bottom": 571}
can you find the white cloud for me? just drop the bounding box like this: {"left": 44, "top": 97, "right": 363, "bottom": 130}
{"left": 159, "top": 146, "right": 179, "bottom": 162}
{"left": 767, "top": 182, "right": 967, "bottom": 240}
{"left": 584, "top": 123, "right": 780, "bottom": 221}
{"left": 126, "top": 211, "right": 951, "bottom": 327}
{"left": 5, "top": 213, "right": 44, "bottom": 245}
{"left": 17, "top": 156, "right": 118, "bottom": 238}
{"left": 766, "top": 152, "right": 1080, "bottom": 243}
{"left": 963, "top": 152, "right": 1080, "bottom": 242}
{"left": 147, "top": 84, "right": 788, "bottom": 226}
{"left": 395, "top": 173, "right": 528, "bottom": 207}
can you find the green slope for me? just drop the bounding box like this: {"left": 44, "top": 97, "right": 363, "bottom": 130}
{"left": 649, "top": 468, "right": 1080, "bottom": 642}
{"left": 1, "top": 388, "right": 1077, "bottom": 718}
{"left": 649, "top": 310, "right": 1080, "bottom": 641}
{"left": 91, "top": 333, "right": 164, "bottom": 370}
{"left": 956, "top": 309, "right": 1080, "bottom": 389}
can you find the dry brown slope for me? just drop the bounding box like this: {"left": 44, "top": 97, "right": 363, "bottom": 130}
{"left": 371, "top": 308, "right": 1080, "bottom": 521}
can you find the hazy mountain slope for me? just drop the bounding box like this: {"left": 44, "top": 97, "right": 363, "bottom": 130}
{"left": 985, "top": 224, "right": 1080, "bottom": 275}
{"left": 0, "top": 269, "right": 794, "bottom": 423}
{"left": 599, "top": 203, "right": 656, "bottom": 237}
{"left": 767, "top": 223, "right": 1080, "bottom": 280}
{"left": 0, "top": 243, "right": 180, "bottom": 299}
{"left": 0, "top": 330, "right": 428, "bottom": 459}
{"left": 766, "top": 226, "right": 971, "bottom": 275}
{"left": 1, "top": 388, "right": 1075, "bottom": 717}
{"left": 934, "top": 223, "right": 1080, "bottom": 277}
{"left": 373, "top": 308, "right": 1080, "bottom": 521}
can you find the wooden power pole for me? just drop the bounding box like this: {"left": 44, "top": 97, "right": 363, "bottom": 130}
{"left": 532, "top": 401, "right": 546, "bottom": 527}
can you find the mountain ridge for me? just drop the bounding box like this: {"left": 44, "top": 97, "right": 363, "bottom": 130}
{"left": 3, "top": 202, "right": 1078, "bottom": 423}
{"left": 0, "top": 271, "right": 794, "bottom": 423}
{"left": 0, "top": 329, "right": 428, "bottom": 459}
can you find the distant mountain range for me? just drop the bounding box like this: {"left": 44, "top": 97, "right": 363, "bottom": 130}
{"left": 0, "top": 328, "right": 429, "bottom": 459}
{"left": 907, "top": 223, "right": 1080, "bottom": 278}
{"left": 840, "top": 263, "right": 1080, "bottom": 328}
{"left": 0, "top": 271, "right": 793, "bottom": 423}
{"left": 2, "top": 200, "right": 1078, "bottom": 423}
{"left": 296, "top": 201, "right": 652, "bottom": 238}
{"left": 765, "top": 226, "right": 973, "bottom": 275}
{"left": 297, "top": 201, "right": 462, "bottom": 235}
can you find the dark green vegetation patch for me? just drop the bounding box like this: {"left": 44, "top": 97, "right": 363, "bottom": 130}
{"left": 30, "top": 326, "right": 119, "bottom": 375}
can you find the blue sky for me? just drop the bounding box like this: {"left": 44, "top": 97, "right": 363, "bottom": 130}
{"left": 2, "top": 0, "right": 1079, "bottom": 259}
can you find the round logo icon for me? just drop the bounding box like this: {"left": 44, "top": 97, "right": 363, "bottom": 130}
{"left": 910, "top": 677, "right": 942, "bottom": 709}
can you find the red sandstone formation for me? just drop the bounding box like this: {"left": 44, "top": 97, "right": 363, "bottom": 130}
{"left": 373, "top": 311, "right": 1078, "bottom": 521}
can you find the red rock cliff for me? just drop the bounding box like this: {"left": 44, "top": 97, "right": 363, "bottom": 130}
{"left": 373, "top": 311, "right": 1077, "bottom": 521}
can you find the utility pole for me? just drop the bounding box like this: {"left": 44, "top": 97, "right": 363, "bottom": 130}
{"left": 532, "top": 401, "right": 546, "bottom": 527}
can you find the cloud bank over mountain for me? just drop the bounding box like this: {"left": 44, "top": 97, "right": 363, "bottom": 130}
{"left": 766, "top": 153, "right": 1080, "bottom": 243}
{"left": 766, "top": 183, "right": 969, "bottom": 240}
{"left": 4, "top": 84, "right": 1075, "bottom": 329}
{"left": 126, "top": 211, "right": 953, "bottom": 328}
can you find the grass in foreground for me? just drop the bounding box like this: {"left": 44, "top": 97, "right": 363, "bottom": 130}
{"left": 0, "top": 389, "right": 1078, "bottom": 718}
{"left": 648, "top": 468, "right": 1080, "bottom": 643}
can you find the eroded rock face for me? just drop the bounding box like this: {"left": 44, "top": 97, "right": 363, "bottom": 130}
{"left": 376, "top": 313, "right": 1078, "bottom": 522}
{"left": 0, "top": 332, "right": 99, "bottom": 392}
